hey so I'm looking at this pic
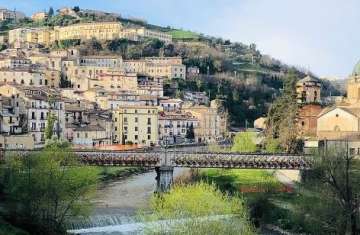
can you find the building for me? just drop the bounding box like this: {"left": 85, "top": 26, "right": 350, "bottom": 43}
{"left": 296, "top": 75, "right": 323, "bottom": 137}
{"left": 0, "top": 84, "right": 65, "bottom": 148}
{"left": 135, "top": 27, "right": 172, "bottom": 44}
{"left": 112, "top": 106, "right": 158, "bottom": 146}
{"left": 183, "top": 91, "right": 209, "bottom": 105}
{"left": 53, "top": 22, "right": 123, "bottom": 41}
{"left": 159, "top": 98, "right": 183, "bottom": 112}
{"left": 0, "top": 134, "right": 34, "bottom": 149}
{"left": 0, "top": 68, "right": 59, "bottom": 88}
{"left": 31, "top": 12, "right": 48, "bottom": 21}
{"left": 254, "top": 117, "right": 267, "bottom": 130}
{"left": 158, "top": 111, "right": 199, "bottom": 144}
{"left": 183, "top": 100, "right": 228, "bottom": 143}
{"left": 124, "top": 57, "right": 186, "bottom": 80}
{"left": 317, "top": 61, "right": 360, "bottom": 140}
{"left": 296, "top": 75, "right": 321, "bottom": 104}
{"left": 0, "top": 8, "right": 25, "bottom": 22}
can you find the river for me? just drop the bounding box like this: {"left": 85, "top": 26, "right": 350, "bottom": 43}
{"left": 67, "top": 168, "right": 189, "bottom": 234}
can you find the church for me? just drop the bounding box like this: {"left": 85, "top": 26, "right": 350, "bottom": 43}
{"left": 317, "top": 61, "right": 360, "bottom": 140}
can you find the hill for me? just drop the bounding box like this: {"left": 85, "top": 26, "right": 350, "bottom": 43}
{"left": 0, "top": 6, "right": 341, "bottom": 126}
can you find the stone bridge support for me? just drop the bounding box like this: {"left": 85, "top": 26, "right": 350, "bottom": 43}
{"left": 155, "top": 166, "right": 174, "bottom": 193}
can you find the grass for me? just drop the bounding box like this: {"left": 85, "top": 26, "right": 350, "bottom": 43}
{"left": 169, "top": 29, "right": 199, "bottom": 40}
{"left": 200, "top": 169, "right": 282, "bottom": 193}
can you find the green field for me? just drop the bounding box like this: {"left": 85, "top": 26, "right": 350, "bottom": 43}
{"left": 200, "top": 169, "right": 282, "bottom": 193}
{"left": 169, "top": 29, "right": 199, "bottom": 40}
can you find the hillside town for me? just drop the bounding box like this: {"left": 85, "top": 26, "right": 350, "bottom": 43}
{"left": 0, "top": 7, "right": 228, "bottom": 150}
{"left": 0, "top": 4, "right": 359, "bottom": 235}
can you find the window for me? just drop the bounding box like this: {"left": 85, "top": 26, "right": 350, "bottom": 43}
{"left": 77, "top": 133, "right": 80, "bottom": 138}
{"left": 85, "top": 133, "right": 88, "bottom": 138}
{"left": 31, "top": 112, "right": 35, "bottom": 119}
{"left": 148, "top": 135, "right": 151, "bottom": 140}
{"left": 147, "top": 127, "right": 151, "bottom": 134}
{"left": 114, "top": 127, "right": 117, "bottom": 131}
{"left": 135, "top": 127, "right": 138, "bottom": 131}
{"left": 124, "top": 117, "right": 128, "bottom": 123}
{"left": 350, "top": 148, "right": 355, "bottom": 156}
{"left": 147, "top": 118, "right": 151, "bottom": 125}
{"left": 135, "top": 135, "right": 138, "bottom": 140}
{"left": 135, "top": 117, "right": 138, "bottom": 123}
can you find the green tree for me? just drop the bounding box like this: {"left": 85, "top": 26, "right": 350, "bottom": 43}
{"left": 48, "top": 7, "right": 54, "bottom": 18}
{"left": 0, "top": 142, "right": 98, "bottom": 234}
{"left": 296, "top": 146, "right": 360, "bottom": 235}
{"left": 45, "top": 112, "right": 56, "bottom": 140}
{"left": 266, "top": 70, "right": 301, "bottom": 153}
{"left": 265, "top": 138, "right": 281, "bottom": 153}
{"left": 142, "top": 183, "right": 254, "bottom": 235}
{"left": 185, "top": 124, "right": 195, "bottom": 140}
{"left": 231, "top": 132, "right": 257, "bottom": 153}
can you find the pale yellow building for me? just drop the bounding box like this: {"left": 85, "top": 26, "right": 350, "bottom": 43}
{"left": 182, "top": 100, "right": 228, "bottom": 143}
{"left": 31, "top": 12, "right": 48, "bottom": 21}
{"left": 54, "top": 22, "right": 123, "bottom": 41}
{"left": 112, "top": 106, "right": 158, "bottom": 146}
{"left": 0, "top": 134, "right": 34, "bottom": 149}
{"left": 124, "top": 57, "right": 186, "bottom": 80}
{"left": 317, "top": 61, "right": 360, "bottom": 140}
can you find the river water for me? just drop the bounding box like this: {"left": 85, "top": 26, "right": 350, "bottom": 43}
{"left": 67, "top": 168, "right": 189, "bottom": 234}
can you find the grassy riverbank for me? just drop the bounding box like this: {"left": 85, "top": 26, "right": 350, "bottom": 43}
{"left": 188, "top": 169, "right": 305, "bottom": 233}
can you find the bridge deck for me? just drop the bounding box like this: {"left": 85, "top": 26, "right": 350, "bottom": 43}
{"left": 1, "top": 150, "right": 313, "bottom": 170}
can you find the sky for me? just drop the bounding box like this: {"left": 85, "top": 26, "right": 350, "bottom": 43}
{"left": 1, "top": 0, "right": 359, "bottom": 78}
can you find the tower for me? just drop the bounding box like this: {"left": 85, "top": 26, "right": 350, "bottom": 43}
{"left": 346, "top": 60, "right": 360, "bottom": 104}
{"left": 296, "top": 75, "right": 321, "bottom": 104}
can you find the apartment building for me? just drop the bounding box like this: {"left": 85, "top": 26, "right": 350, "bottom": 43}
{"left": 159, "top": 98, "right": 183, "bottom": 112}
{"left": 0, "top": 57, "right": 31, "bottom": 69}
{"left": 112, "top": 106, "right": 158, "bottom": 146}
{"left": 182, "top": 100, "right": 228, "bottom": 143}
{"left": 0, "top": 68, "right": 59, "bottom": 88}
{"left": 158, "top": 111, "right": 199, "bottom": 144}
{"left": 124, "top": 57, "right": 186, "bottom": 79}
{"left": 54, "top": 22, "right": 123, "bottom": 41}
{"left": 0, "top": 84, "right": 65, "bottom": 148}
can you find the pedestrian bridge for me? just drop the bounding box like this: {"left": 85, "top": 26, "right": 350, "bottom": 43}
{"left": 1, "top": 150, "right": 313, "bottom": 192}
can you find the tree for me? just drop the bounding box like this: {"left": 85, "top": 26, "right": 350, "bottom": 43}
{"left": 48, "top": 7, "right": 54, "bottom": 18}
{"left": 297, "top": 145, "right": 360, "bottom": 235}
{"left": 185, "top": 124, "right": 195, "bottom": 140}
{"left": 142, "top": 183, "right": 255, "bottom": 234}
{"left": 0, "top": 142, "right": 98, "bottom": 234}
{"left": 231, "top": 132, "right": 257, "bottom": 153}
{"left": 266, "top": 70, "right": 301, "bottom": 153}
{"left": 45, "top": 112, "right": 56, "bottom": 140}
{"left": 73, "top": 6, "right": 80, "bottom": 12}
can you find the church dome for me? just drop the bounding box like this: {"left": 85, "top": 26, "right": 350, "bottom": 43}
{"left": 352, "top": 60, "right": 360, "bottom": 76}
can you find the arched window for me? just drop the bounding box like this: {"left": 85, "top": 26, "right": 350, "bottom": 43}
{"left": 314, "top": 90, "right": 318, "bottom": 102}
{"left": 334, "top": 125, "right": 340, "bottom": 131}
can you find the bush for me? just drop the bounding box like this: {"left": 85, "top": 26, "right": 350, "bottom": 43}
{"left": 0, "top": 142, "right": 99, "bottom": 234}
{"left": 141, "top": 182, "right": 255, "bottom": 235}
{"left": 231, "top": 132, "right": 257, "bottom": 153}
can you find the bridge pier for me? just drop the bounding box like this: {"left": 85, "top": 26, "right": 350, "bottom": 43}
{"left": 155, "top": 166, "right": 174, "bottom": 193}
